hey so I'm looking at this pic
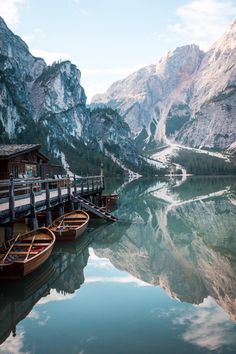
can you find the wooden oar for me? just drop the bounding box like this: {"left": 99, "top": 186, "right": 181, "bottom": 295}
{"left": 25, "top": 235, "right": 36, "bottom": 260}
{"left": 56, "top": 219, "right": 65, "bottom": 229}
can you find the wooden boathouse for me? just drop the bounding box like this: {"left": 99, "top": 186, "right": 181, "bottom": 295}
{"left": 0, "top": 145, "right": 107, "bottom": 241}
{"left": 0, "top": 144, "right": 63, "bottom": 179}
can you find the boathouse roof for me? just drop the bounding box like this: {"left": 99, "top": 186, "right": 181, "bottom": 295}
{"left": 0, "top": 144, "right": 49, "bottom": 161}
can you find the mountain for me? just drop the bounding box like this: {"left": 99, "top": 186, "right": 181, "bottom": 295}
{"left": 0, "top": 17, "right": 162, "bottom": 176}
{"left": 92, "top": 20, "right": 236, "bottom": 153}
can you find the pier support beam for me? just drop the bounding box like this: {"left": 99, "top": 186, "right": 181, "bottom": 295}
{"left": 4, "top": 223, "right": 14, "bottom": 241}
{"left": 46, "top": 210, "right": 52, "bottom": 226}
{"left": 29, "top": 214, "right": 38, "bottom": 230}
{"left": 101, "top": 163, "right": 104, "bottom": 190}
{"left": 30, "top": 182, "right": 38, "bottom": 230}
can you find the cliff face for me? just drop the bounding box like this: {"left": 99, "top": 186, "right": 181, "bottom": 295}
{"left": 0, "top": 17, "right": 45, "bottom": 140}
{"left": 0, "top": 17, "right": 162, "bottom": 175}
{"left": 176, "top": 20, "right": 236, "bottom": 150}
{"left": 92, "top": 20, "right": 236, "bottom": 152}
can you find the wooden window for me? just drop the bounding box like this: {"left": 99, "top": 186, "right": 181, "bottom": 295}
{"left": 25, "top": 164, "right": 37, "bottom": 177}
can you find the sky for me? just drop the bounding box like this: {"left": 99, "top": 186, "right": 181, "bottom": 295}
{"left": 1, "top": 0, "right": 236, "bottom": 101}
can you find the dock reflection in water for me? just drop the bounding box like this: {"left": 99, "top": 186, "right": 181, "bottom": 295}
{"left": 0, "top": 233, "right": 91, "bottom": 349}
{"left": 0, "top": 177, "right": 236, "bottom": 354}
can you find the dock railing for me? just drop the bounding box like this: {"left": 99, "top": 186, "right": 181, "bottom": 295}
{"left": 0, "top": 173, "right": 104, "bottom": 224}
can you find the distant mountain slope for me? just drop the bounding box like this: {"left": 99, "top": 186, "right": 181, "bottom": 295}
{"left": 92, "top": 20, "right": 236, "bottom": 153}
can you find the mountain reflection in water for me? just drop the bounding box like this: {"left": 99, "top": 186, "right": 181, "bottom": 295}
{"left": 93, "top": 177, "right": 236, "bottom": 322}
{"left": 0, "top": 177, "right": 236, "bottom": 353}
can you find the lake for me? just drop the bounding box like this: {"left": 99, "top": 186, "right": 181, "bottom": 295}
{"left": 0, "top": 176, "right": 236, "bottom": 354}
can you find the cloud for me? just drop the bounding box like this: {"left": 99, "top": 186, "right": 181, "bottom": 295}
{"left": 85, "top": 275, "right": 151, "bottom": 287}
{"left": 30, "top": 48, "right": 72, "bottom": 64}
{"left": 0, "top": 328, "right": 30, "bottom": 354}
{"left": 168, "top": 0, "right": 236, "bottom": 49}
{"left": 174, "top": 297, "right": 236, "bottom": 350}
{"left": 28, "top": 309, "right": 51, "bottom": 326}
{"left": 37, "top": 289, "right": 75, "bottom": 305}
{"left": 0, "top": 0, "right": 26, "bottom": 27}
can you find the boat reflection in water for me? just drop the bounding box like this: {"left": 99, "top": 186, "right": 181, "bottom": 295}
{"left": 0, "top": 233, "right": 91, "bottom": 345}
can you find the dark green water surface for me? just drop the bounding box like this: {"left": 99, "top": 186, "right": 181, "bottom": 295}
{"left": 1, "top": 177, "right": 236, "bottom": 354}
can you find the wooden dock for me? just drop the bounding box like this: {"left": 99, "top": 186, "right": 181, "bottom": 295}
{"left": 0, "top": 172, "right": 105, "bottom": 238}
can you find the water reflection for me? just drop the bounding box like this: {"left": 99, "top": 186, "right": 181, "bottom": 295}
{"left": 93, "top": 177, "right": 236, "bottom": 322}
{"left": 0, "top": 177, "right": 236, "bottom": 353}
{"left": 0, "top": 233, "right": 91, "bottom": 346}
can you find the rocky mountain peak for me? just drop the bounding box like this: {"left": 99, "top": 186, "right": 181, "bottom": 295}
{"left": 0, "top": 16, "right": 8, "bottom": 30}
{"left": 156, "top": 44, "right": 204, "bottom": 81}
{"left": 191, "top": 18, "right": 236, "bottom": 110}
{"left": 0, "top": 16, "right": 29, "bottom": 58}
{"left": 31, "top": 60, "right": 86, "bottom": 119}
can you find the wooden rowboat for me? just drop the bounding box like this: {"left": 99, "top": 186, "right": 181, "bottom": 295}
{"left": 0, "top": 228, "right": 55, "bottom": 280}
{"left": 49, "top": 210, "right": 90, "bottom": 242}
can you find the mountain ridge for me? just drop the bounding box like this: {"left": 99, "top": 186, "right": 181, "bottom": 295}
{"left": 92, "top": 19, "right": 236, "bottom": 153}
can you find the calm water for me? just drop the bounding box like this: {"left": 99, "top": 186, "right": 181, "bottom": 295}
{"left": 1, "top": 176, "right": 236, "bottom": 354}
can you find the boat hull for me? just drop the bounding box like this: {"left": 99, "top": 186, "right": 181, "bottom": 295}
{"left": 50, "top": 210, "right": 90, "bottom": 242}
{"left": 0, "top": 228, "right": 55, "bottom": 280}
{"left": 53, "top": 221, "right": 88, "bottom": 241}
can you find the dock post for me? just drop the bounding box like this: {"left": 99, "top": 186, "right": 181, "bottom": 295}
{"left": 100, "top": 163, "right": 104, "bottom": 190}
{"left": 4, "top": 223, "right": 14, "bottom": 241}
{"left": 73, "top": 174, "right": 78, "bottom": 209}
{"left": 67, "top": 175, "right": 71, "bottom": 200}
{"left": 9, "top": 173, "right": 15, "bottom": 223}
{"left": 58, "top": 182, "right": 64, "bottom": 216}
{"left": 30, "top": 182, "right": 38, "bottom": 229}
{"left": 86, "top": 177, "right": 89, "bottom": 193}
{"left": 92, "top": 177, "right": 94, "bottom": 193}
{"left": 74, "top": 174, "right": 77, "bottom": 195}
{"left": 45, "top": 177, "right": 50, "bottom": 208}
{"left": 46, "top": 209, "right": 52, "bottom": 226}
{"left": 81, "top": 179, "right": 84, "bottom": 195}
{"left": 67, "top": 175, "right": 74, "bottom": 210}
{"left": 45, "top": 177, "right": 52, "bottom": 226}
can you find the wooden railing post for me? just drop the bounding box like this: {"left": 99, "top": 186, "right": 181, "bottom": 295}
{"left": 9, "top": 173, "right": 15, "bottom": 222}
{"left": 67, "top": 174, "right": 71, "bottom": 201}
{"left": 30, "top": 182, "right": 38, "bottom": 229}
{"left": 100, "top": 162, "right": 104, "bottom": 190}
{"left": 45, "top": 177, "right": 52, "bottom": 226}
{"left": 45, "top": 178, "right": 50, "bottom": 209}
{"left": 86, "top": 177, "right": 89, "bottom": 193}
{"left": 58, "top": 180, "right": 64, "bottom": 216}
{"left": 74, "top": 174, "right": 77, "bottom": 195}
{"left": 81, "top": 179, "right": 84, "bottom": 194}
{"left": 30, "top": 183, "right": 35, "bottom": 209}
{"left": 58, "top": 181, "right": 62, "bottom": 204}
{"left": 92, "top": 177, "right": 94, "bottom": 192}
